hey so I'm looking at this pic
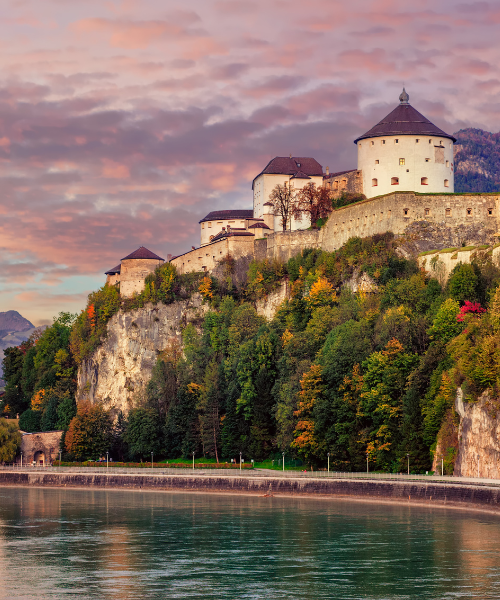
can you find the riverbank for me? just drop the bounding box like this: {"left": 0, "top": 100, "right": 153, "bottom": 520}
{"left": 2, "top": 469, "right": 500, "bottom": 513}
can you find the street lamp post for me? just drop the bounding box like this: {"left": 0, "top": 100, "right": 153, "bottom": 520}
{"left": 151, "top": 452, "right": 154, "bottom": 469}
{"left": 59, "top": 450, "right": 62, "bottom": 468}
{"left": 192, "top": 451, "right": 195, "bottom": 471}
{"left": 240, "top": 451, "right": 242, "bottom": 472}
{"left": 366, "top": 451, "right": 369, "bottom": 474}
{"left": 406, "top": 453, "right": 410, "bottom": 476}
{"left": 106, "top": 451, "right": 109, "bottom": 471}
{"left": 477, "top": 453, "right": 480, "bottom": 478}
{"left": 20, "top": 451, "right": 23, "bottom": 469}
{"left": 282, "top": 451, "right": 285, "bottom": 472}
{"left": 441, "top": 457, "right": 444, "bottom": 477}
{"left": 327, "top": 453, "right": 330, "bottom": 473}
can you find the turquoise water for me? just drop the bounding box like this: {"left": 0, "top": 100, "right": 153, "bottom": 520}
{"left": 1, "top": 487, "right": 500, "bottom": 599}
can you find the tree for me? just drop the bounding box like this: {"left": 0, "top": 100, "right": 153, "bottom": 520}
{"left": 268, "top": 182, "right": 299, "bottom": 231}
{"left": 0, "top": 419, "right": 22, "bottom": 463}
{"left": 19, "top": 409, "right": 41, "bottom": 433}
{"left": 428, "top": 299, "right": 463, "bottom": 344}
{"left": 197, "top": 361, "right": 223, "bottom": 462}
{"left": 124, "top": 408, "right": 163, "bottom": 460}
{"left": 293, "top": 182, "right": 332, "bottom": 228}
{"left": 65, "top": 404, "right": 112, "bottom": 460}
{"left": 448, "top": 263, "right": 479, "bottom": 304}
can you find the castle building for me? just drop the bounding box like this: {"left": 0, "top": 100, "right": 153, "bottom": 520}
{"left": 104, "top": 246, "right": 164, "bottom": 298}
{"left": 356, "top": 88, "right": 456, "bottom": 198}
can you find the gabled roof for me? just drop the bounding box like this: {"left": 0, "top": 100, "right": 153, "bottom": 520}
{"left": 354, "top": 97, "right": 456, "bottom": 144}
{"left": 290, "top": 170, "right": 311, "bottom": 180}
{"left": 248, "top": 222, "right": 271, "bottom": 229}
{"left": 105, "top": 264, "right": 121, "bottom": 275}
{"left": 252, "top": 156, "right": 323, "bottom": 188}
{"left": 199, "top": 209, "right": 253, "bottom": 224}
{"left": 121, "top": 246, "right": 164, "bottom": 261}
{"left": 210, "top": 230, "right": 255, "bottom": 242}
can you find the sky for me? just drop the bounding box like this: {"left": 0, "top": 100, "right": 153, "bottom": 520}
{"left": 1, "top": 0, "right": 500, "bottom": 326}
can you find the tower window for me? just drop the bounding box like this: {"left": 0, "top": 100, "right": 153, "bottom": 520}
{"left": 425, "top": 158, "right": 430, "bottom": 162}
{"left": 202, "top": 223, "right": 204, "bottom": 229}
{"left": 425, "top": 208, "right": 430, "bottom": 216}
{"left": 391, "top": 177, "right": 399, "bottom": 185}
{"left": 467, "top": 208, "right": 472, "bottom": 216}
{"left": 421, "top": 177, "right": 428, "bottom": 185}
{"left": 446, "top": 208, "right": 451, "bottom": 217}
{"left": 404, "top": 208, "right": 409, "bottom": 216}
{"left": 371, "top": 141, "right": 374, "bottom": 146}
{"left": 375, "top": 159, "right": 379, "bottom": 164}
{"left": 395, "top": 139, "right": 399, "bottom": 144}
{"left": 382, "top": 140, "right": 386, "bottom": 145}
{"left": 444, "top": 179, "right": 449, "bottom": 187}
{"left": 372, "top": 178, "right": 378, "bottom": 187}
{"left": 446, "top": 160, "right": 449, "bottom": 167}
{"left": 416, "top": 139, "right": 420, "bottom": 143}
{"left": 399, "top": 158, "right": 405, "bottom": 165}
{"left": 429, "top": 139, "right": 432, "bottom": 144}
{"left": 488, "top": 208, "right": 493, "bottom": 216}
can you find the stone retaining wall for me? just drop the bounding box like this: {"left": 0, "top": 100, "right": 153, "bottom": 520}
{"left": 2, "top": 472, "right": 500, "bottom": 512}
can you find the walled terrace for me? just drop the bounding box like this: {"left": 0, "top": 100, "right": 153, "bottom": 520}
{"left": 3, "top": 467, "right": 500, "bottom": 513}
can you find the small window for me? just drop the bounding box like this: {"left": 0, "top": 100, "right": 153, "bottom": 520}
{"left": 444, "top": 179, "right": 449, "bottom": 187}
{"left": 371, "top": 141, "right": 374, "bottom": 146}
{"left": 425, "top": 158, "right": 430, "bottom": 162}
{"left": 425, "top": 208, "right": 430, "bottom": 216}
{"left": 208, "top": 222, "right": 212, "bottom": 228}
{"left": 395, "top": 139, "right": 399, "bottom": 144}
{"left": 399, "top": 158, "right": 405, "bottom": 165}
{"left": 382, "top": 140, "right": 386, "bottom": 145}
{"left": 421, "top": 177, "right": 428, "bottom": 185}
{"left": 391, "top": 177, "right": 399, "bottom": 185}
{"left": 416, "top": 139, "right": 420, "bottom": 143}
{"left": 297, "top": 162, "right": 301, "bottom": 167}
{"left": 445, "top": 208, "right": 451, "bottom": 217}
{"left": 341, "top": 179, "right": 347, "bottom": 188}
{"left": 467, "top": 208, "right": 472, "bottom": 216}
{"left": 404, "top": 208, "right": 409, "bottom": 216}
{"left": 375, "top": 159, "right": 379, "bottom": 164}
{"left": 446, "top": 160, "right": 449, "bottom": 167}
{"left": 202, "top": 223, "right": 205, "bottom": 229}
{"left": 333, "top": 181, "right": 338, "bottom": 191}
{"left": 372, "top": 178, "right": 378, "bottom": 187}
{"left": 488, "top": 208, "right": 493, "bottom": 216}
{"left": 429, "top": 139, "right": 432, "bottom": 144}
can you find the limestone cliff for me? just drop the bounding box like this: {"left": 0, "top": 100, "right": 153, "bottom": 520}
{"left": 454, "top": 388, "right": 500, "bottom": 478}
{"left": 76, "top": 294, "right": 208, "bottom": 415}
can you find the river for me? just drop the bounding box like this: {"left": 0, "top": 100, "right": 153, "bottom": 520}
{"left": 0, "top": 487, "right": 499, "bottom": 599}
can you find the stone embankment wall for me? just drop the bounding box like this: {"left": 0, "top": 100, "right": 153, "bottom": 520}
{"left": 419, "top": 245, "right": 500, "bottom": 284}
{"left": 76, "top": 295, "right": 208, "bottom": 415}
{"left": 454, "top": 389, "right": 500, "bottom": 479}
{"left": 2, "top": 471, "right": 500, "bottom": 512}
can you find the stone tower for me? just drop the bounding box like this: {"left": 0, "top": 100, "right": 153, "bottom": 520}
{"left": 355, "top": 88, "right": 456, "bottom": 199}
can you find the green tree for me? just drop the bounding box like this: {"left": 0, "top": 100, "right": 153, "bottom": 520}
{"left": 19, "top": 409, "right": 41, "bottom": 433}
{"left": 428, "top": 298, "right": 463, "bottom": 343}
{"left": 448, "top": 263, "right": 479, "bottom": 304}
{"left": 124, "top": 408, "right": 163, "bottom": 460}
{"left": 65, "top": 404, "right": 113, "bottom": 460}
{"left": 0, "top": 419, "right": 22, "bottom": 463}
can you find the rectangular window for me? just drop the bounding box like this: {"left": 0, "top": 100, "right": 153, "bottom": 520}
{"left": 382, "top": 140, "right": 385, "bottom": 145}
{"left": 202, "top": 223, "right": 204, "bottom": 229}
{"left": 416, "top": 139, "right": 420, "bottom": 143}
{"left": 445, "top": 208, "right": 451, "bottom": 217}
{"left": 395, "top": 139, "right": 399, "bottom": 144}
{"left": 208, "top": 223, "right": 211, "bottom": 228}
{"left": 399, "top": 158, "right": 405, "bottom": 165}
{"left": 375, "top": 159, "right": 379, "bottom": 164}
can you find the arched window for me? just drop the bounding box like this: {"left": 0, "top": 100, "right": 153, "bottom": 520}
{"left": 444, "top": 179, "right": 449, "bottom": 187}
{"left": 421, "top": 177, "right": 428, "bottom": 185}
{"left": 391, "top": 177, "right": 399, "bottom": 185}
{"left": 333, "top": 180, "right": 338, "bottom": 191}
{"left": 341, "top": 179, "right": 347, "bottom": 189}
{"left": 372, "top": 178, "right": 378, "bottom": 187}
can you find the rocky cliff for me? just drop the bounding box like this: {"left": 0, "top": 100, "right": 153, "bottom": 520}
{"left": 76, "top": 294, "right": 208, "bottom": 415}
{"left": 454, "top": 388, "right": 500, "bottom": 478}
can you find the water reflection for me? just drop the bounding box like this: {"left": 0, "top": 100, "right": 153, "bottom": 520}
{"left": 0, "top": 488, "right": 500, "bottom": 599}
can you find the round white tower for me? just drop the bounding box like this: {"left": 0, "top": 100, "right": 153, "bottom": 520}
{"left": 356, "top": 89, "right": 456, "bottom": 199}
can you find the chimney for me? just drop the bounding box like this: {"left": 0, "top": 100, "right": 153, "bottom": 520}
{"left": 326, "top": 166, "right": 330, "bottom": 176}
{"left": 167, "top": 253, "right": 172, "bottom": 261}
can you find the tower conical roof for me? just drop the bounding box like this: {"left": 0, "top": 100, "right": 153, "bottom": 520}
{"left": 121, "top": 246, "right": 164, "bottom": 261}
{"left": 354, "top": 90, "right": 456, "bottom": 144}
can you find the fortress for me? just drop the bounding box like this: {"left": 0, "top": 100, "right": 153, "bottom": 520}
{"left": 105, "top": 89, "right": 499, "bottom": 296}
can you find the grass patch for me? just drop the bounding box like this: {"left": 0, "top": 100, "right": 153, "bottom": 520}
{"left": 457, "top": 246, "right": 477, "bottom": 252}
{"left": 440, "top": 247, "right": 459, "bottom": 253}
{"left": 418, "top": 249, "right": 439, "bottom": 257}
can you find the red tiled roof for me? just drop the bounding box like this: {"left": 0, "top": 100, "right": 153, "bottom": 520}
{"left": 199, "top": 209, "right": 253, "bottom": 224}
{"left": 105, "top": 264, "right": 121, "bottom": 275}
{"left": 290, "top": 170, "right": 311, "bottom": 180}
{"left": 354, "top": 103, "right": 456, "bottom": 144}
{"left": 121, "top": 246, "right": 164, "bottom": 261}
{"left": 252, "top": 156, "right": 323, "bottom": 188}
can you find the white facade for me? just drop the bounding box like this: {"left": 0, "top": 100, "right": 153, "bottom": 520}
{"left": 358, "top": 135, "right": 455, "bottom": 199}
{"left": 253, "top": 173, "right": 324, "bottom": 231}
{"left": 200, "top": 217, "right": 248, "bottom": 246}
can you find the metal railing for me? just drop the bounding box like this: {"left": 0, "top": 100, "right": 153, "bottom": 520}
{"left": 1, "top": 464, "right": 500, "bottom": 486}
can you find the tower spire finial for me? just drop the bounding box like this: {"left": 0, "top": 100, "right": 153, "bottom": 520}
{"left": 399, "top": 87, "right": 410, "bottom": 104}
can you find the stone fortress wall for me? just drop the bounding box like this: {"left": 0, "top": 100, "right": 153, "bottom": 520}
{"left": 120, "top": 258, "right": 164, "bottom": 298}
{"left": 18, "top": 431, "right": 63, "bottom": 466}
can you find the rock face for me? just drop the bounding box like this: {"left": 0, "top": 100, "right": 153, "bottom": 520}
{"left": 76, "top": 295, "right": 208, "bottom": 414}
{"left": 454, "top": 388, "right": 500, "bottom": 478}
{"left": 256, "top": 281, "right": 291, "bottom": 321}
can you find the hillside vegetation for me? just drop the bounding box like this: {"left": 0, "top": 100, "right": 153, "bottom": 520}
{"left": 454, "top": 128, "right": 500, "bottom": 193}
{"left": 2, "top": 233, "right": 500, "bottom": 472}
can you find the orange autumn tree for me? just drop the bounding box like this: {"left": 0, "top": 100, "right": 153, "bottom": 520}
{"left": 307, "top": 276, "right": 337, "bottom": 309}
{"left": 65, "top": 404, "right": 113, "bottom": 461}
{"left": 291, "top": 364, "right": 325, "bottom": 466}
